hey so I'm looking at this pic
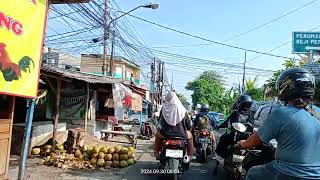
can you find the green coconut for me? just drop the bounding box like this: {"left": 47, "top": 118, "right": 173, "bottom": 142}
{"left": 100, "top": 146, "right": 108, "bottom": 154}
{"left": 119, "top": 160, "right": 128, "bottom": 168}
{"left": 32, "top": 148, "right": 41, "bottom": 155}
{"left": 97, "top": 158, "right": 105, "bottom": 167}
{"left": 98, "top": 152, "right": 105, "bottom": 159}
{"left": 105, "top": 154, "right": 112, "bottom": 161}
{"left": 112, "top": 153, "right": 119, "bottom": 161}
{"left": 120, "top": 147, "right": 128, "bottom": 154}
{"left": 90, "top": 158, "right": 97, "bottom": 166}
{"left": 127, "top": 158, "right": 135, "bottom": 165}
{"left": 107, "top": 147, "right": 115, "bottom": 154}
{"left": 119, "top": 154, "right": 128, "bottom": 161}
{"left": 112, "top": 161, "right": 120, "bottom": 168}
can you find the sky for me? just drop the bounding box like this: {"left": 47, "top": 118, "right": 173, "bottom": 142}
{"left": 110, "top": 0, "right": 320, "bottom": 102}
{"left": 48, "top": 0, "right": 320, "bottom": 103}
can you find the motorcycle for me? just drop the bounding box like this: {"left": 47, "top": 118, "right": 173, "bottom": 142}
{"left": 214, "top": 122, "right": 275, "bottom": 180}
{"left": 194, "top": 128, "right": 213, "bottom": 163}
{"left": 158, "top": 137, "right": 190, "bottom": 180}
{"left": 214, "top": 122, "right": 252, "bottom": 179}
{"left": 140, "top": 121, "right": 153, "bottom": 140}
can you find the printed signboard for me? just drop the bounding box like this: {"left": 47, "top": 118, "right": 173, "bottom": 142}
{"left": 0, "top": 0, "right": 48, "bottom": 98}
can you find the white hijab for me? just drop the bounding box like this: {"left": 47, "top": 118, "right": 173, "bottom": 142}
{"left": 162, "top": 92, "right": 187, "bottom": 126}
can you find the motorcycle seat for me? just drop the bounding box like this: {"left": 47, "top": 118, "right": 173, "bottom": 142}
{"left": 163, "top": 136, "right": 186, "bottom": 140}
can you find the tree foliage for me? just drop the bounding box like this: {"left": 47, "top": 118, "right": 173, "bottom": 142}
{"left": 186, "top": 70, "right": 237, "bottom": 114}
{"left": 245, "top": 77, "right": 264, "bottom": 101}
{"left": 176, "top": 92, "right": 189, "bottom": 106}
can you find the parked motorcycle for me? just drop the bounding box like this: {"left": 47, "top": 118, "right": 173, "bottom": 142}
{"left": 194, "top": 128, "right": 213, "bottom": 163}
{"left": 140, "top": 121, "right": 153, "bottom": 140}
{"left": 158, "top": 137, "right": 190, "bottom": 180}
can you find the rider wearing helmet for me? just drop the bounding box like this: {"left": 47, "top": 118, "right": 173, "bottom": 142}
{"left": 215, "top": 94, "right": 255, "bottom": 158}
{"left": 192, "top": 104, "right": 217, "bottom": 153}
{"left": 238, "top": 68, "right": 320, "bottom": 180}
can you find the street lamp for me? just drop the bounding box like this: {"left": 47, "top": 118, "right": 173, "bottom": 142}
{"left": 99, "top": 3, "right": 159, "bottom": 76}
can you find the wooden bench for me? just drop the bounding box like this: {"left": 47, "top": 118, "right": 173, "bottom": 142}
{"left": 100, "top": 130, "right": 137, "bottom": 148}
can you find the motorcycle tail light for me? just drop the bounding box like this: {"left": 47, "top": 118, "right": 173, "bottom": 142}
{"left": 201, "top": 130, "right": 209, "bottom": 136}
{"left": 165, "top": 140, "right": 182, "bottom": 146}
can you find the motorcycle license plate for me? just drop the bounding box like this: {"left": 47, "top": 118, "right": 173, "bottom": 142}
{"left": 199, "top": 138, "right": 209, "bottom": 143}
{"left": 232, "top": 154, "right": 245, "bottom": 162}
{"left": 165, "top": 149, "right": 183, "bottom": 158}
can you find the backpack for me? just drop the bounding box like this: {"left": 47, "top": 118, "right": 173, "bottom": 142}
{"left": 198, "top": 115, "right": 210, "bottom": 130}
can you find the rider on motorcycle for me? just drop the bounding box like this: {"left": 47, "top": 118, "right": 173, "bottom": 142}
{"left": 215, "top": 94, "right": 255, "bottom": 158}
{"left": 154, "top": 92, "right": 195, "bottom": 159}
{"left": 238, "top": 68, "right": 320, "bottom": 180}
{"left": 192, "top": 104, "right": 217, "bottom": 152}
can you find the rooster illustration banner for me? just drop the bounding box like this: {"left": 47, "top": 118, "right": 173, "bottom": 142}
{"left": 0, "top": 0, "right": 48, "bottom": 98}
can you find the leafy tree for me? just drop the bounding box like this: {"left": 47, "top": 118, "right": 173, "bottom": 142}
{"left": 245, "top": 77, "right": 264, "bottom": 100}
{"left": 186, "top": 70, "right": 236, "bottom": 113}
{"left": 176, "top": 92, "right": 189, "bottom": 106}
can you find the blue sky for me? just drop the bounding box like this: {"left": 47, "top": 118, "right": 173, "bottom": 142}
{"left": 47, "top": 0, "right": 320, "bottom": 102}
{"left": 111, "top": 0, "right": 320, "bottom": 101}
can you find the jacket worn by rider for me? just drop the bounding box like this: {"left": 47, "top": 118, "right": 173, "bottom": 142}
{"left": 158, "top": 110, "right": 192, "bottom": 138}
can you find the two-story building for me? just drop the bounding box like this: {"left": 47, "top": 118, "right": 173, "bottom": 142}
{"left": 80, "top": 54, "right": 141, "bottom": 84}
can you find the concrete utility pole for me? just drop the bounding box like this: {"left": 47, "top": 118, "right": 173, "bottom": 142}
{"left": 242, "top": 51, "right": 247, "bottom": 93}
{"left": 102, "top": 0, "right": 109, "bottom": 76}
{"left": 150, "top": 58, "right": 156, "bottom": 114}
{"left": 171, "top": 72, "right": 174, "bottom": 91}
{"left": 110, "top": 29, "right": 115, "bottom": 76}
{"left": 160, "top": 61, "right": 164, "bottom": 103}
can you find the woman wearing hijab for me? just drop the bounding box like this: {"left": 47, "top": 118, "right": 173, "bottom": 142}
{"left": 154, "top": 92, "right": 195, "bottom": 159}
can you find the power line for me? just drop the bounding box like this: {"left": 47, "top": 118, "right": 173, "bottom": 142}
{"left": 124, "top": 13, "right": 294, "bottom": 60}
{"left": 247, "top": 24, "right": 320, "bottom": 63}
{"left": 223, "top": 0, "right": 320, "bottom": 42}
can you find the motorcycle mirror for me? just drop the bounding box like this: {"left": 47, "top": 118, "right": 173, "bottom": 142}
{"left": 232, "top": 122, "right": 247, "bottom": 133}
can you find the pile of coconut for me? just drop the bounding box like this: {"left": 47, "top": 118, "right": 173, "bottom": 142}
{"left": 32, "top": 144, "right": 136, "bottom": 170}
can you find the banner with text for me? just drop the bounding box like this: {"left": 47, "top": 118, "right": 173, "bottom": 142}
{"left": 0, "top": 0, "right": 48, "bottom": 97}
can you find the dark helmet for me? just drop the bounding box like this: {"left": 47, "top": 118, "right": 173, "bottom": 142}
{"left": 237, "top": 94, "right": 253, "bottom": 112}
{"left": 200, "top": 104, "right": 209, "bottom": 112}
{"left": 276, "top": 68, "right": 315, "bottom": 102}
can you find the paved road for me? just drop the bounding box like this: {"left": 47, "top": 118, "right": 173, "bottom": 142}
{"left": 122, "top": 129, "right": 229, "bottom": 180}
{"left": 122, "top": 157, "right": 229, "bottom": 180}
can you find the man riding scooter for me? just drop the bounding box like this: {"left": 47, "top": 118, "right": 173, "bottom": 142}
{"left": 215, "top": 94, "right": 255, "bottom": 159}
{"left": 238, "top": 68, "right": 320, "bottom": 180}
{"left": 192, "top": 104, "right": 218, "bottom": 160}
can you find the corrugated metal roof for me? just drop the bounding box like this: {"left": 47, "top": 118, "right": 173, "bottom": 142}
{"left": 41, "top": 65, "right": 123, "bottom": 84}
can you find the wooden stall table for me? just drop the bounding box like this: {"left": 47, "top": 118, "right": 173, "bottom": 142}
{"left": 100, "top": 130, "right": 137, "bottom": 148}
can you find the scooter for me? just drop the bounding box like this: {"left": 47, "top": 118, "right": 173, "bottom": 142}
{"left": 158, "top": 137, "right": 190, "bottom": 180}
{"left": 214, "top": 122, "right": 252, "bottom": 179}
{"left": 214, "top": 122, "right": 275, "bottom": 180}
{"left": 194, "top": 128, "right": 213, "bottom": 163}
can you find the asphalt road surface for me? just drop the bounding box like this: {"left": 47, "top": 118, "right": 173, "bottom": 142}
{"left": 122, "top": 129, "right": 229, "bottom": 180}
{"left": 122, "top": 157, "right": 229, "bottom": 180}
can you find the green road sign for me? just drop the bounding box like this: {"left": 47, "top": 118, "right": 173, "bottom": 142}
{"left": 292, "top": 32, "right": 320, "bottom": 54}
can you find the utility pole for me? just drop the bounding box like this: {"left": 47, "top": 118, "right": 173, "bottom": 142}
{"left": 110, "top": 29, "right": 115, "bottom": 76}
{"left": 242, "top": 51, "right": 247, "bottom": 93}
{"left": 160, "top": 61, "right": 165, "bottom": 104}
{"left": 157, "top": 60, "right": 161, "bottom": 105}
{"left": 102, "top": 0, "right": 109, "bottom": 76}
{"left": 150, "top": 58, "right": 156, "bottom": 115}
{"left": 171, "top": 72, "right": 174, "bottom": 91}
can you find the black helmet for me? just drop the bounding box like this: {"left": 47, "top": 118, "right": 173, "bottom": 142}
{"left": 276, "top": 68, "right": 315, "bottom": 102}
{"left": 200, "top": 104, "right": 209, "bottom": 112}
{"left": 237, "top": 94, "right": 253, "bottom": 112}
